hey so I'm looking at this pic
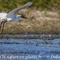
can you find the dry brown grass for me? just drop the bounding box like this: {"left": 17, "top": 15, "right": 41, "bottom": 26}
{"left": 0, "top": 19, "right": 60, "bottom": 34}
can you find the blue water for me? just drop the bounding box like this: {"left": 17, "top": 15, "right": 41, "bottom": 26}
{"left": 0, "top": 38, "right": 60, "bottom": 60}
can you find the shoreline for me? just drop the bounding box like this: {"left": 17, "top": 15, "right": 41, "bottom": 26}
{"left": 0, "top": 34, "right": 60, "bottom": 39}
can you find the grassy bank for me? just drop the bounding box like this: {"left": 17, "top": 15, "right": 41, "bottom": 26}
{"left": 0, "top": 9, "right": 60, "bottom": 34}
{"left": 2, "top": 20, "right": 60, "bottom": 34}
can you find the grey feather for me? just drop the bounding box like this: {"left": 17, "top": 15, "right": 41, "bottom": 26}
{"left": 6, "top": 2, "right": 32, "bottom": 18}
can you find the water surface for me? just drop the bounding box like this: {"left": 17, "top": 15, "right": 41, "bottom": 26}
{"left": 0, "top": 38, "right": 60, "bottom": 60}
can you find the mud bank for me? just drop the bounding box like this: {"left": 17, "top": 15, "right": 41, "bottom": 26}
{"left": 0, "top": 34, "right": 60, "bottom": 39}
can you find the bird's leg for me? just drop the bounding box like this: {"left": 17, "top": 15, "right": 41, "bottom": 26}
{"left": 0, "top": 21, "right": 3, "bottom": 29}
{"left": 0, "top": 22, "right": 1, "bottom": 33}
{"left": 0, "top": 22, "right": 1, "bottom": 29}
{"left": 0, "top": 20, "right": 7, "bottom": 34}
{"left": 1, "top": 20, "right": 7, "bottom": 34}
{"left": 0, "top": 21, "right": 4, "bottom": 34}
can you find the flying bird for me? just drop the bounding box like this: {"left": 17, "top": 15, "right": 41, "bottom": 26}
{"left": 0, "top": 2, "right": 32, "bottom": 33}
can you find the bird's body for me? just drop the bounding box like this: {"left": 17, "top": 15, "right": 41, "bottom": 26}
{"left": 0, "top": 13, "right": 7, "bottom": 20}
{"left": 0, "top": 2, "right": 32, "bottom": 22}
{"left": 0, "top": 13, "right": 22, "bottom": 21}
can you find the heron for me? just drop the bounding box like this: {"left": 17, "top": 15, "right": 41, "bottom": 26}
{"left": 0, "top": 2, "right": 32, "bottom": 33}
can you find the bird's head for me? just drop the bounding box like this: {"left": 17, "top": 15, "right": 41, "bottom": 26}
{"left": 16, "top": 15, "right": 27, "bottom": 20}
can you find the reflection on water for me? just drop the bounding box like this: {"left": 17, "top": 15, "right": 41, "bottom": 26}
{"left": 0, "top": 38, "right": 60, "bottom": 60}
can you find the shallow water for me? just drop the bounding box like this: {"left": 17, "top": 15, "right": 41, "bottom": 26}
{"left": 0, "top": 38, "right": 60, "bottom": 60}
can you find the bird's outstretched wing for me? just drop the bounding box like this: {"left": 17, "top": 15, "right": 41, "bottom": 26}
{"left": 6, "top": 2, "right": 32, "bottom": 18}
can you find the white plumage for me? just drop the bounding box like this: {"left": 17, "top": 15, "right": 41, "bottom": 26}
{"left": 0, "top": 13, "right": 7, "bottom": 19}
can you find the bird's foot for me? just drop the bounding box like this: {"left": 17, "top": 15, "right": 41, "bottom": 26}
{"left": 0, "top": 29, "right": 2, "bottom": 34}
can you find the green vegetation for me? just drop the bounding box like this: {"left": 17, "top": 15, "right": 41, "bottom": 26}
{"left": 0, "top": 0, "right": 60, "bottom": 12}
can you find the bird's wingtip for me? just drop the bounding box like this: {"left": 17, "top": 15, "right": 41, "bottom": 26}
{"left": 28, "top": 2, "right": 33, "bottom": 4}
{"left": 26, "top": 2, "right": 33, "bottom": 6}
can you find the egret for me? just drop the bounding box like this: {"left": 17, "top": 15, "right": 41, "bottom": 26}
{"left": 0, "top": 2, "right": 32, "bottom": 33}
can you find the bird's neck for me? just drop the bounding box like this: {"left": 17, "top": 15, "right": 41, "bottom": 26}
{"left": 16, "top": 15, "right": 21, "bottom": 21}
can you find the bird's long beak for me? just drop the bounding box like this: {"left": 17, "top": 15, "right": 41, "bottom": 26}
{"left": 21, "top": 15, "right": 27, "bottom": 19}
